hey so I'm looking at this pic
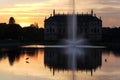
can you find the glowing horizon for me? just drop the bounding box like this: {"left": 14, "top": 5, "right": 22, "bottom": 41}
{"left": 0, "top": 0, "right": 120, "bottom": 28}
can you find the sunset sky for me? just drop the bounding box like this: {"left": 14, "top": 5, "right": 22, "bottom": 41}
{"left": 0, "top": 0, "right": 120, "bottom": 28}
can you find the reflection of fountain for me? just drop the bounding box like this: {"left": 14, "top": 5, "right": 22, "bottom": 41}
{"left": 66, "top": 0, "right": 81, "bottom": 79}
{"left": 62, "top": 0, "right": 103, "bottom": 79}
{"left": 44, "top": 48, "right": 102, "bottom": 76}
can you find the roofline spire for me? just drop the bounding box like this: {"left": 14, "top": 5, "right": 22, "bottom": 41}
{"left": 91, "top": 9, "right": 93, "bottom": 16}
{"left": 53, "top": 9, "right": 55, "bottom": 16}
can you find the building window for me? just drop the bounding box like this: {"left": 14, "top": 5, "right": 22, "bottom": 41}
{"left": 52, "top": 29, "right": 55, "bottom": 32}
{"left": 46, "top": 29, "right": 49, "bottom": 32}
{"left": 94, "top": 28, "right": 96, "bottom": 33}
{"left": 85, "top": 28, "right": 87, "bottom": 33}
{"left": 63, "top": 29, "right": 65, "bottom": 32}
{"left": 97, "top": 29, "right": 100, "bottom": 32}
{"left": 91, "top": 29, "right": 93, "bottom": 33}
{"left": 50, "top": 28, "right": 52, "bottom": 32}
{"left": 80, "top": 28, "right": 82, "bottom": 33}
{"left": 59, "top": 29, "right": 61, "bottom": 33}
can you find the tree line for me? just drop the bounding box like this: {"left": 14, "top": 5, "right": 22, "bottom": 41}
{"left": 0, "top": 23, "right": 44, "bottom": 43}
{"left": 1, "top": 22, "right": 120, "bottom": 43}
{"left": 102, "top": 27, "right": 120, "bottom": 42}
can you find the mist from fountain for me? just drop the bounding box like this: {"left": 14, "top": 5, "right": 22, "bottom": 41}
{"left": 67, "top": 0, "right": 77, "bottom": 42}
{"left": 66, "top": 0, "right": 88, "bottom": 48}
{"left": 65, "top": 0, "right": 105, "bottom": 80}
{"left": 66, "top": 0, "right": 81, "bottom": 80}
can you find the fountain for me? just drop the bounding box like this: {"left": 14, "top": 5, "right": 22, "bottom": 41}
{"left": 66, "top": 0, "right": 79, "bottom": 79}
{"left": 22, "top": 0, "right": 105, "bottom": 80}
{"left": 65, "top": 0, "right": 103, "bottom": 80}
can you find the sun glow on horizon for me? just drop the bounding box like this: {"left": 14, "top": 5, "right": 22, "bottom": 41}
{"left": 19, "top": 22, "right": 31, "bottom": 27}
{"left": 0, "top": 0, "right": 120, "bottom": 27}
{"left": 19, "top": 22, "right": 44, "bottom": 28}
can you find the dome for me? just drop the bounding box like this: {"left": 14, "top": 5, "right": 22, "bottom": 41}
{"left": 9, "top": 17, "right": 15, "bottom": 24}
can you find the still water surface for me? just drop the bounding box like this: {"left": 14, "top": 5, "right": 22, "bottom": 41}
{"left": 0, "top": 45, "right": 120, "bottom": 80}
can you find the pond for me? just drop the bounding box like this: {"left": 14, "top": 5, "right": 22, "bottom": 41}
{"left": 0, "top": 45, "right": 120, "bottom": 80}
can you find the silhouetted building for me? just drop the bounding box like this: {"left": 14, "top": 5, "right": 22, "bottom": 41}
{"left": 44, "top": 10, "right": 102, "bottom": 42}
{"left": 9, "top": 17, "right": 15, "bottom": 24}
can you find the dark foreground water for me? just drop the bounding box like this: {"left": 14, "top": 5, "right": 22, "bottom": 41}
{"left": 0, "top": 45, "right": 120, "bottom": 80}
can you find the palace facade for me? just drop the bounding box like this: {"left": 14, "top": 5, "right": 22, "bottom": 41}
{"left": 44, "top": 10, "right": 102, "bottom": 42}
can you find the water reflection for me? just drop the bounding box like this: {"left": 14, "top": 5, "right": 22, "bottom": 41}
{"left": 0, "top": 48, "right": 41, "bottom": 66}
{"left": 44, "top": 48, "right": 102, "bottom": 76}
{"left": 103, "top": 48, "right": 120, "bottom": 57}
{"left": 0, "top": 47, "right": 120, "bottom": 80}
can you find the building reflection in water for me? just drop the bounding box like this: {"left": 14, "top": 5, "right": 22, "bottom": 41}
{"left": 44, "top": 48, "right": 102, "bottom": 76}
{"left": 1, "top": 47, "right": 120, "bottom": 78}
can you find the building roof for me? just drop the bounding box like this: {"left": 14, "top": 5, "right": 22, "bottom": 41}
{"left": 45, "top": 14, "right": 102, "bottom": 23}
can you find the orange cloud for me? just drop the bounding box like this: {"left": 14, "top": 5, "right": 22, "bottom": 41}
{"left": 0, "top": 0, "right": 120, "bottom": 28}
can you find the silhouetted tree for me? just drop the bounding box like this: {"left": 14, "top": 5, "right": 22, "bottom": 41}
{"left": 22, "top": 27, "right": 44, "bottom": 42}
{"left": 0, "top": 23, "right": 8, "bottom": 39}
{"left": 102, "top": 28, "right": 120, "bottom": 42}
{"left": 5, "top": 24, "right": 22, "bottom": 40}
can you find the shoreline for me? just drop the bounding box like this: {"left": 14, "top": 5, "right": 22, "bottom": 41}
{"left": 0, "top": 41, "right": 120, "bottom": 49}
